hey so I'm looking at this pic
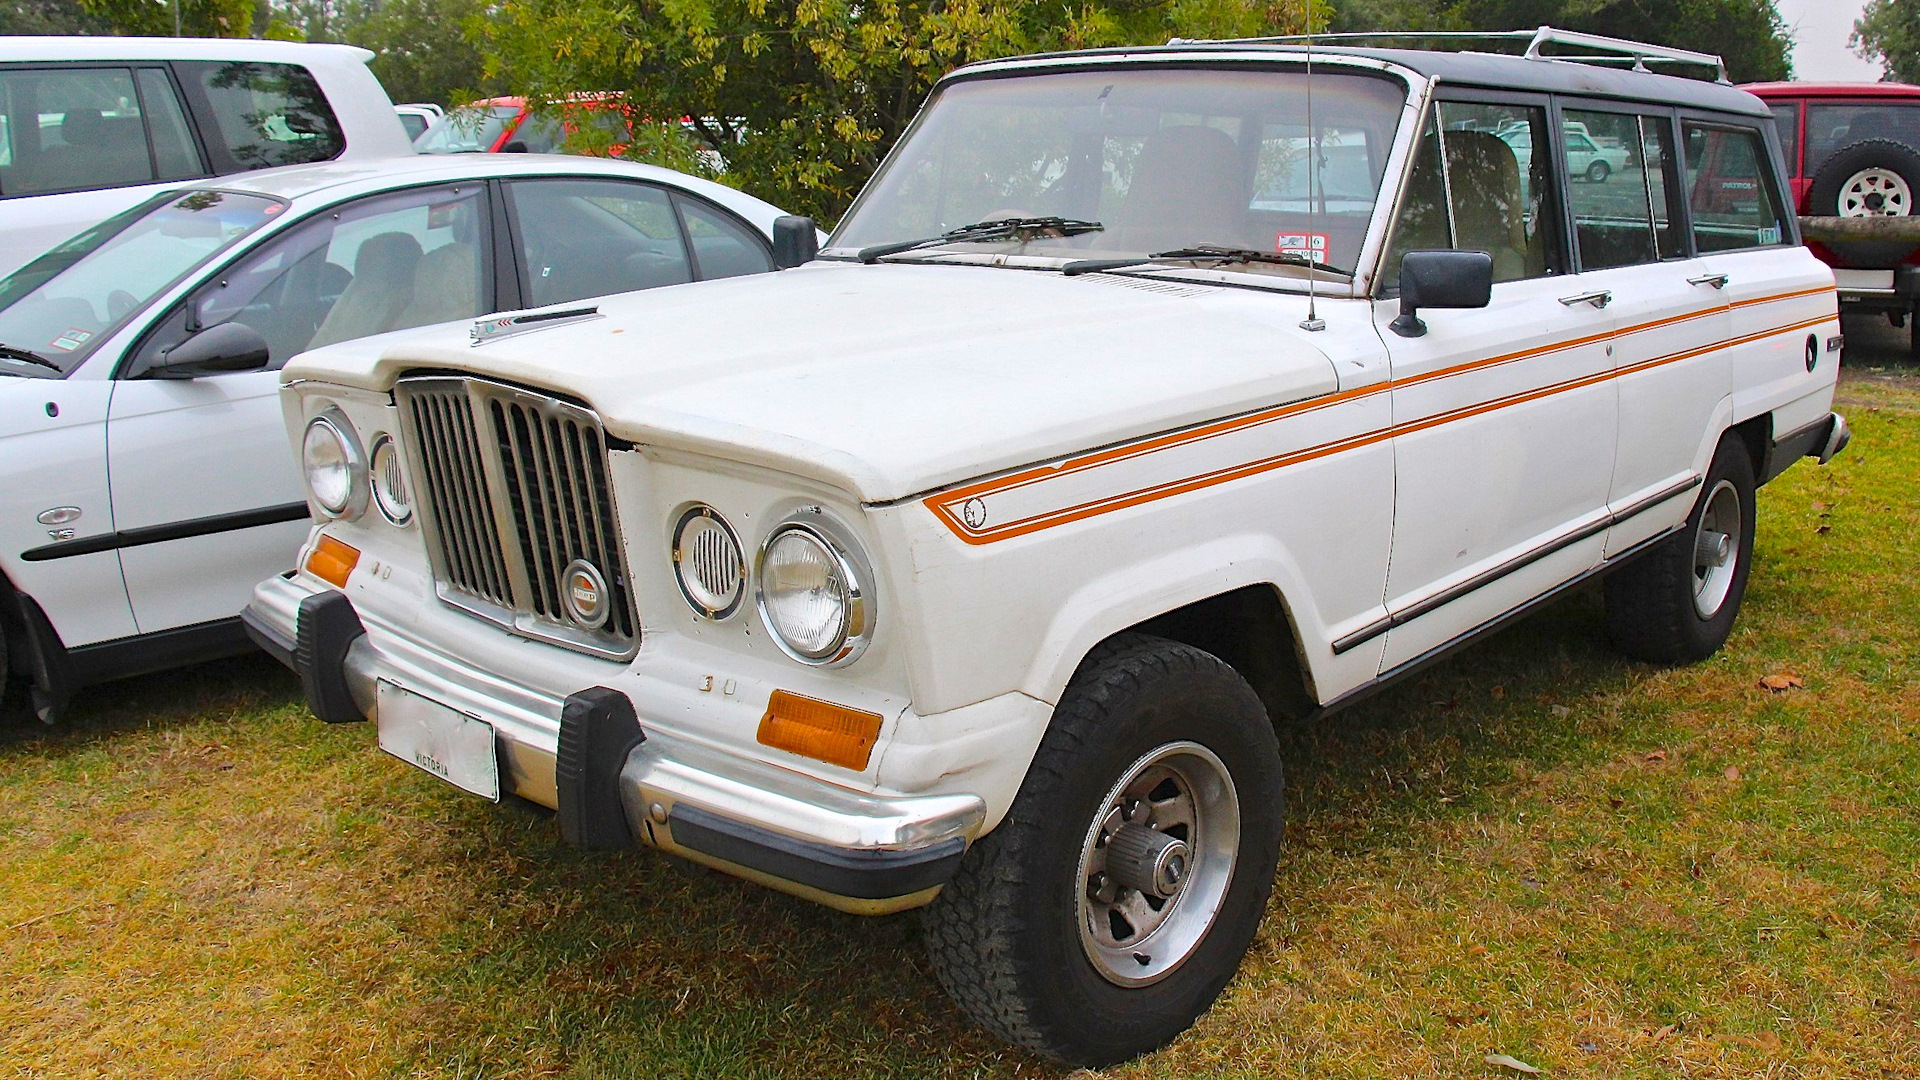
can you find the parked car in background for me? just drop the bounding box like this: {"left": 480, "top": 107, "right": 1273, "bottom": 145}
{"left": 394, "top": 102, "right": 444, "bottom": 141}
{"left": 0, "top": 154, "right": 791, "bottom": 724}
{"left": 0, "top": 37, "right": 414, "bottom": 280}
{"left": 414, "top": 95, "right": 631, "bottom": 155}
{"left": 248, "top": 28, "right": 1843, "bottom": 1067}
{"left": 1745, "top": 82, "right": 1920, "bottom": 342}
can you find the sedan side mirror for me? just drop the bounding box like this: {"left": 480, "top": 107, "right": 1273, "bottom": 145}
{"left": 771, "top": 215, "right": 819, "bottom": 269}
{"left": 1389, "top": 250, "right": 1494, "bottom": 338}
{"left": 151, "top": 321, "right": 270, "bottom": 379}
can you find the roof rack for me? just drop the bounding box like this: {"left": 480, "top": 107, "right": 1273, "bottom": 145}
{"left": 1165, "top": 25, "right": 1730, "bottom": 85}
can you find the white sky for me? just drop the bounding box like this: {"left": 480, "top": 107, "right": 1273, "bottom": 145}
{"left": 1775, "top": 0, "right": 1884, "bottom": 80}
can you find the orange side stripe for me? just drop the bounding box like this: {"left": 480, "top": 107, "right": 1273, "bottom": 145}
{"left": 928, "top": 305, "right": 1837, "bottom": 545}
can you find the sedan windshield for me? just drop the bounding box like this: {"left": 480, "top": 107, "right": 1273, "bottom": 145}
{"left": 416, "top": 105, "right": 522, "bottom": 153}
{"left": 830, "top": 67, "right": 1408, "bottom": 274}
{"left": 0, "top": 190, "right": 280, "bottom": 376}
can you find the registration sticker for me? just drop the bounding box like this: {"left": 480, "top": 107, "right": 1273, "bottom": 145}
{"left": 428, "top": 201, "right": 460, "bottom": 229}
{"left": 1276, "top": 232, "right": 1331, "bottom": 262}
{"left": 48, "top": 328, "right": 92, "bottom": 352}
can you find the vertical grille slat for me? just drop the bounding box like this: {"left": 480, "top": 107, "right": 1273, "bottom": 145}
{"left": 395, "top": 377, "right": 636, "bottom": 658}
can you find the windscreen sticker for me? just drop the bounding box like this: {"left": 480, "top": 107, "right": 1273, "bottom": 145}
{"left": 1276, "top": 232, "right": 1331, "bottom": 262}
{"left": 1757, "top": 225, "right": 1781, "bottom": 245}
{"left": 428, "top": 201, "right": 460, "bottom": 229}
{"left": 48, "top": 329, "right": 92, "bottom": 352}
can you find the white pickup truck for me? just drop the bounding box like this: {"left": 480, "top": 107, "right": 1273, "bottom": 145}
{"left": 246, "top": 29, "right": 1845, "bottom": 1065}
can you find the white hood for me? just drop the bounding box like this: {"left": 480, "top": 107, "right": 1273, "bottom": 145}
{"left": 284, "top": 261, "right": 1342, "bottom": 502}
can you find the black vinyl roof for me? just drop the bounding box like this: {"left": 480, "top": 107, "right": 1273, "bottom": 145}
{"left": 952, "top": 42, "right": 1772, "bottom": 119}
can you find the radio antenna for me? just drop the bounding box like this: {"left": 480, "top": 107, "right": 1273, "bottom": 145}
{"left": 1298, "top": 1, "right": 1325, "bottom": 332}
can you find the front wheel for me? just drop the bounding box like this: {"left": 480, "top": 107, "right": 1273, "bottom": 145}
{"left": 1604, "top": 434, "right": 1757, "bottom": 663}
{"left": 922, "top": 634, "right": 1283, "bottom": 1066}
{"left": 1586, "top": 159, "right": 1610, "bottom": 183}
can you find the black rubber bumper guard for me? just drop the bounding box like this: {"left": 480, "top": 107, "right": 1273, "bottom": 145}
{"left": 242, "top": 589, "right": 367, "bottom": 724}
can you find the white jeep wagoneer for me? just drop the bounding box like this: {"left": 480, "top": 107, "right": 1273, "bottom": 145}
{"left": 245, "top": 28, "right": 1847, "bottom": 1065}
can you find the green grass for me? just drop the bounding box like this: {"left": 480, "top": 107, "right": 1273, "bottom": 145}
{"left": 4, "top": 371, "right": 1917, "bottom": 1078}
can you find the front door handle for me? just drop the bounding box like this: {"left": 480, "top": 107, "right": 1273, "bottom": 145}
{"left": 1559, "top": 290, "right": 1612, "bottom": 309}
{"left": 1687, "top": 273, "right": 1730, "bottom": 289}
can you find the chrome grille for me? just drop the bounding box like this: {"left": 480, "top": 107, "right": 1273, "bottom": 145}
{"left": 395, "top": 376, "right": 637, "bottom": 658}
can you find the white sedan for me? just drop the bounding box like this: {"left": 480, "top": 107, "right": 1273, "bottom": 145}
{"left": 0, "top": 154, "right": 792, "bottom": 722}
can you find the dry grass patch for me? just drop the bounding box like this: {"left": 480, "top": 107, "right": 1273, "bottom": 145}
{"left": 4, "top": 375, "right": 1918, "bottom": 1077}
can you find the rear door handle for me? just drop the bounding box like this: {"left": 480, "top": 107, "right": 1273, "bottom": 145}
{"left": 1559, "top": 290, "right": 1612, "bottom": 309}
{"left": 1687, "top": 273, "right": 1730, "bottom": 289}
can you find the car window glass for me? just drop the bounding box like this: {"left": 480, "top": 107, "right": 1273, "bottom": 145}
{"left": 1683, "top": 123, "right": 1788, "bottom": 253}
{"left": 507, "top": 178, "right": 692, "bottom": 306}
{"left": 416, "top": 105, "right": 519, "bottom": 154}
{"left": 0, "top": 191, "right": 277, "bottom": 376}
{"left": 178, "top": 61, "right": 343, "bottom": 171}
{"left": 0, "top": 66, "right": 156, "bottom": 196}
{"left": 508, "top": 112, "right": 561, "bottom": 153}
{"left": 1767, "top": 103, "right": 1800, "bottom": 176}
{"left": 678, "top": 197, "right": 772, "bottom": 279}
{"left": 1563, "top": 109, "right": 1674, "bottom": 271}
{"left": 1806, "top": 102, "right": 1920, "bottom": 175}
{"left": 136, "top": 68, "right": 203, "bottom": 181}
{"left": 133, "top": 186, "right": 488, "bottom": 371}
{"left": 399, "top": 112, "right": 429, "bottom": 140}
{"left": 1640, "top": 117, "right": 1682, "bottom": 260}
{"left": 1383, "top": 100, "right": 1564, "bottom": 287}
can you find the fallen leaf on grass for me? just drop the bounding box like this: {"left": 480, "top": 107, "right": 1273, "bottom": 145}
{"left": 1648, "top": 1024, "right": 1678, "bottom": 1042}
{"left": 1550, "top": 705, "right": 1571, "bottom": 718}
{"left": 1644, "top": 749, "right": 1669, "bottom": 762}
{"left": 1758, "top": 673, "right": 1804, "bottom": 692}
{"left": 1724, "top": 765, "right": 1742, "bottom": 781}
{"left": 1485, "top": 1053, "right": 1541, "bottom": 1074}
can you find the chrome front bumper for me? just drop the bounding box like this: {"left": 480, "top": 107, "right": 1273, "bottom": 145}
{"left": 244, "top": 573, "right": 985, "bottom": 914}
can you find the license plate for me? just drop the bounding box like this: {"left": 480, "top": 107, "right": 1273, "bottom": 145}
{"left": 377, "top": 681, "right": 500, "bottom": 801}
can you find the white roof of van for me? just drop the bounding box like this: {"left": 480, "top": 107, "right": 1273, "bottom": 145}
{"left": 0, "top": 36, "right": 374, "bottom": 66}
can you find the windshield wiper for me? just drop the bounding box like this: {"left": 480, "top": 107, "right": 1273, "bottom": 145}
{"left": 857, "top": 217, "right": 1104, "bottom": 264}
{"left": 0, "top": 343, "right": 62, "bottom": 373}
{"left": 1062, "top": 246, "right": 1353, "bottom": 280}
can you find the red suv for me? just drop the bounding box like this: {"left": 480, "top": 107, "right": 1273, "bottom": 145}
{"left": 1745, "top": 82, "right": 1920, "bottom": 344}
{"left": 413, "top": 95, "right": 635, "bottom": 156}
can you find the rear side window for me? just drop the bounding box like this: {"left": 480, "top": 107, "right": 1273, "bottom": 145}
{"left": 178, "top": 61, "right": 343, "bottom": 171}
{"left": 1562, "top": 110, "right": 1682, "bottom": 270}
{"left": 1683, "top": 123, "right": 1789, "bottom": 253}
{"left": 0, "top": 65, "right": 204, "bottom": 197}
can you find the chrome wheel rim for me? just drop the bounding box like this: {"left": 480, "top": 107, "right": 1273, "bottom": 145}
{"left": 1692, "top": 479, "right": 1741, "bottom": 619}
{"left": 1840, "top": 168, "right": 1912, "bottom": 216}
{"left": 1075, "top": 741, "right": 1239, "bottom": 987}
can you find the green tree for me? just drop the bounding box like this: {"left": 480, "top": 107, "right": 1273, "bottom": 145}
{"left": 276, "top": 0, "right": 501, "bottom": 104}
{"left": 1854, "top": 0, "right": 1919, "bottom": 82}
{"left": 1329, "top": 0, "right": 1792, "bottom": 82}
{"left": 479, "top": 0, "right": 1327, "bottom": 222}
{"left": 48, "top": 0, "right": 262, "bottom": 36}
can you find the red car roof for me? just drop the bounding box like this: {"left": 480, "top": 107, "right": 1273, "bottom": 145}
{"left": 1741, "top": 81, "right": 1920, "bottom": 99}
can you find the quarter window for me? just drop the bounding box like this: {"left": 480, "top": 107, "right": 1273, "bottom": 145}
{"left": 1683, "top": 123, "right": 1789, "bottom": 253}
{"left": 1382, "top": 101, "right": 1565, "bottom": 286}
{"left": 178, "top": 61, "right": 344, "bottom": 171}
{"left": 679, "top": 197, "right": 773, "bottom": 279}
{"left": 0, "top": 66, "right": 203, "bottom": 197}
{"left": 1562, "top": 110, "right": 1682, "bottom": 270}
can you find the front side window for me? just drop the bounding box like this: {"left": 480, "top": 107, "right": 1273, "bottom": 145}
{"left": 1381, "top": 100, "right": 1565, "bottom": 287}
{"left": 1683, "top": 123, "right": 1789, "bottom": 253}
{"left": 507, "top": 178, "right": 693, "bottom": 306}
{"left": 831, "top": 68, "right": 1408, "bottom": 274}
{"left": 0, "top": 190, "right": 279, "bottom": 376}
{"left": 179, "top": 61, "right": 343, "bottom": 171}
{"left": 1562, "top": 109, "right": 1681, "bottom": 270}
{"left": 0, "top": 65, "right": 195, "bottom": 197}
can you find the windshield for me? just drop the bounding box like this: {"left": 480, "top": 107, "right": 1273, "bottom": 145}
{"left": 831, "top": 67, "right": 1408, "bottom": 273}
{"left": 0, "top": 189, "right": 280, "bottom": 376}
{"left": 415, "top": 105, "right": 521, "bottom": 153}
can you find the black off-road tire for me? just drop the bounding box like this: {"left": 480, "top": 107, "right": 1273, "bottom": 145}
{"left": 1810, "top": 140, "right": 1920, "bottom": 268}
{"left": 1604, "top": 434, "right": 1757, "bottom": 664}
{"left": 921, "top": 633, "right": 1284, "bottom": 1066}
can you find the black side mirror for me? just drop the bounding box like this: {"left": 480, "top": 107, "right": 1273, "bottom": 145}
{"left": 1389, "top": 250, "right": 1494, "bottom": 338}
{"left": 151, "top": 321, "right": 270, "bottom": 379}
{"left": 771, "top": 215, "right": 819, "bottom": 269}
{"left": 501, "top": 140, "right": 529, "bottom": 153}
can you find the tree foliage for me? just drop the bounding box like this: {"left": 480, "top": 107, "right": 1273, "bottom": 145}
{"left": 1328, "top": 0, "right": 1792, "bottom": 82}
{"left": 480, "top": 0, "right": 1329, "bottom": 222}
{"left": 275, "top": 0, "right": 503, "bottom": 105}
{"left": 1854, "top": 0, "right": 1920, "bottom": 83}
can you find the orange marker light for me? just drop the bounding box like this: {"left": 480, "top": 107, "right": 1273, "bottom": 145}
{"left": 306, "top": 534, "right": 360, "bottom": 588}
{"left": 757, "top": 690, "right": 884, "bottom": 772}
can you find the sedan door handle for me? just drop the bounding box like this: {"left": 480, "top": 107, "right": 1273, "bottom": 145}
{"left": 1687, "top": 273, "right": 1730, "bottom": 289}
{"left": 1559, "top": 290, "right": 1612, "bottom": 309}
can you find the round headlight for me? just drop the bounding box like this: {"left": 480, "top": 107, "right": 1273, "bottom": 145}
{"left": 302, "top": 410, "right": 367, "bottom": 519}
{"left": 756, "top": 521, "right": 871, "bottom": 665}
{"left": 672, "top": 506, "right": 745, "bottom": 619}
{"left": 369, "top": 434, "right": 412, "bottom": 526}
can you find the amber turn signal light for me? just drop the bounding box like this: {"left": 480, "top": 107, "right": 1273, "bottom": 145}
{"left": 306, "top": 534, "right": 360, "bottom": 588}
{"left": 757, "top": 689, "right": 884, "bottom": 771}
